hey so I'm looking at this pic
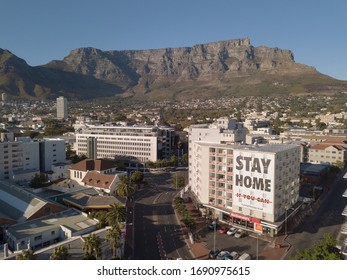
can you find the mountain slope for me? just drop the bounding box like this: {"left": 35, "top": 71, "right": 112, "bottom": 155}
{"left": 1, "top": 38, "right": 347, "bottom": 100}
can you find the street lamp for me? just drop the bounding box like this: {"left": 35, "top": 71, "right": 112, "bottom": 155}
{"left": 285, "top": 207, "right": 288, "bottom": 236}
{"left": 213, "top": 218, "right": 216, "bottom": 253}
{"left": 256, "top": 234, "right": 259, "bottom": 260}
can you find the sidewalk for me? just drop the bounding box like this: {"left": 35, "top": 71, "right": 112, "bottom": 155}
{"left": 186, "top": 233, "right": 291, "bottom": 260}
{"left": 181, "top": 201, "right": 291, "bottom": 260}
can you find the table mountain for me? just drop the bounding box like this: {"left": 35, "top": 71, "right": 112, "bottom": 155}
{"left": 1, "top": 38, "right": 346, "bottom": 100}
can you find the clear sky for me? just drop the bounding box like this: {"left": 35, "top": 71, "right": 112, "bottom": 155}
{"left": 1, "top": 0, "right": 346, "bottom": 80}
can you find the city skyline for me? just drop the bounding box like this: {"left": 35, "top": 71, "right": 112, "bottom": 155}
{"left": 1, "top": 0, "right": 346, "bottom": 81}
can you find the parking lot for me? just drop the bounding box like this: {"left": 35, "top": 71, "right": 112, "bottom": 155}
{"left": 195, "top": 225, "right": 269, "bottom": 260}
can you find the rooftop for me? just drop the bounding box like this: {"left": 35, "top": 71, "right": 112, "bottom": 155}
{"left": 69, "top": 158, "right": 117, "bottom": 172}
{"left": 6, "top": 208, "right": 98, "bottom": 240}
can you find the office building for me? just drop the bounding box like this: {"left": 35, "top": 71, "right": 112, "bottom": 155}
{"left": 76, "top": 124, "right": 176, "bottom": 162}
{"left": 56, "top": 96, "right": 68, "bottom": 119}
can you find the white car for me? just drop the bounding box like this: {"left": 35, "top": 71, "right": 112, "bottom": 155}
{"left": 227, "top": 227, "right": 237, "bottom": 236}
{"left": 234, "top": 229, "right": 245, "bottom": 238}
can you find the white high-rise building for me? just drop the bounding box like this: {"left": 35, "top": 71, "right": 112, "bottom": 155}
{"left": 56, "top": 96, "right": 68, "bottom": 119}
{"left": 76, "top": 124, "right": 176, "bottom": 162}
{"left": 0, "top": 135, "right": 66, "bottom": 181}
{"left": 188, "top": 118, "right": 301, "bottom": 236}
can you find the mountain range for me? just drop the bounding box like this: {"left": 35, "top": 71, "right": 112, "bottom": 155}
{"left": 1, "top": 38, "right": 346, "bottom": 101}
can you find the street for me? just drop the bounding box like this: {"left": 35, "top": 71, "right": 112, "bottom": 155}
{"left": 133, "top": 172, "right": 192, "bottom": 260}
{"left": 285, "top": 169, "right": 347, "bottom": 259}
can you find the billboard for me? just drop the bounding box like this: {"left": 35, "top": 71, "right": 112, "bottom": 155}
{"left": 232, "top": 150, "right": 275, "bottom": 215}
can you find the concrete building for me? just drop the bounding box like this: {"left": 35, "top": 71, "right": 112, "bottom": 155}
{"left": 76, "top": 124, "right": 176, "bottom": 162}
{"left": 188, "top": 119, "right": 301, "bottom": 236}
{"left": 5, "top": 208, "right": 97, "bottom": 252}
{"left": 56, "top": 96, "right": 68, "bottom": 119}
{"left": 308, "top": 144, "right": 347, "bottom": 165}
{"left": 0, "top": 135, "right": 66, "bottom": 181}
{"left": 231, "top": 145, "right": 300, "bottom": 236}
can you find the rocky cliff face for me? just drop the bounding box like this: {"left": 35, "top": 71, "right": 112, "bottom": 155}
{"left": 1, "top": 38, "right": 345, "bottom": 100}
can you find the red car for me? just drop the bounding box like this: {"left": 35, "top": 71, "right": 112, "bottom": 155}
{"left": 218, "top": 226, "right": 229, "bottom": 234}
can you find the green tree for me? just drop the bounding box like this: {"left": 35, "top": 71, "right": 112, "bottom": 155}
{"left": 292, "top": 233, "right": 343, "bottom": 260}
{"left": 83, "top": 234, "right": 102, "bottom": 260}
{"left": 115, "top": 175, "right": 135, "bottom": 198}
{"left": 106, "top": 225, "right": 122, "bottom": 259}
{"left": 50, "top": 245, "right": 70, "bottom": 260}
{"left": 16, "top": 249, "right": 36, "bottom": 260}
{"left": 71, "top": 154, "right": 87, "bottom": 164}
{"left": 130, "top": 171, "right": 144, "bottom": 185}
{"left": 105, "top": 203, "right": 126, "bottom": 227}
{"left": 29, "top": 173, "right": 49, "bottom": 188}
{"left": 172, "top": 174, "right": 185, "bottom": 189}
{"left": 89, "top": 210, "right": 107, "bottom": 229}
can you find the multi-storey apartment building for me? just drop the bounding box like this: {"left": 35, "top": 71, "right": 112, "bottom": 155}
{"left": 188, "top": 119, "right": 301, "bottom": 236}
{"left": 76, "top": 124, "right": 176, "bottom": 162}
{"left": 232, "top": 145, "right": 300, "bottom": 236}
{"left": 0, "top": 133, "right": 66, "bottom": 181}
{"left": 308, "top": 143, "right": 347, "bottom": 165}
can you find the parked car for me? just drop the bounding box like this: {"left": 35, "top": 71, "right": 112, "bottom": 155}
{"left": 238, "top": 252, "right": 251, "bottom": 260}
{"left": 234, "top": 229, "right": 246, "bottom": 238}
{"left": 207, "top": 221, "right": 219, "bottom": 231}
{"left": 209, "top": 249, "right": 221, "bottom": 259}
{"left": 228, "top": 251, "right": 239, "bottom": 260}
{"left": 227, "top": 227, "right": 237, "bottom": 236}
{"left": 218, "top": 226, "right": 229, "bottom": 234}
{"left": 216, "top": 250, "right": 230, "bottom": 260}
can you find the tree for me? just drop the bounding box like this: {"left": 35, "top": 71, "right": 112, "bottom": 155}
{"left": 16, "top": 249, "right": 36, "bottom": 260}
{"left": 115, "top": 175, "right": 135, "bottom": 198}
{"left": 106, "top": 225, "right": 122, "bottom": 259}
{"left": 172, "top": 174, "right": 185, "bottom": 189}
{"left": 83, "top": 233, "right": 102, "bottom": 260}
{"left": 29, "top": 173, "right": 49, "bottom": 188}
{"left": 89, "top": 210, "right": 107, "bottom": 229}
{"left": 50, "top": 245, "right": 70, "bottom": 260}
{"left": 292, "top": 233, "right": 343, "bottom": 260}
{"left": 105, "top": 203, "right": 126, "bottom": 227}
{"left": 130, "top": 171, "right": 144, "bottom": 185}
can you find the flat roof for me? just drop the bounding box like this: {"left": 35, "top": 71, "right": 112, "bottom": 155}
{"left": 300, "top": 163, "right": 330, "bottom": 175}
{"left": 234, "top": 144, "right": 299, "bottom": 153}
{"left": 7, "top": 209, "right": 98, "bottom": 240}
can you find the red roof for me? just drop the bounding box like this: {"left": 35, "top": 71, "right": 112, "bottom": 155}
{"left": 82, "top": 172, "right": 116, "bottom": 190}
{"left": 69, "top": 159, "right": 116, "bottom": 172}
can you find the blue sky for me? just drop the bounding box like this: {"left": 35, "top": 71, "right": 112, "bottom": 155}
{"left": 1, "top": 0, "right": 346, "bottom": 80}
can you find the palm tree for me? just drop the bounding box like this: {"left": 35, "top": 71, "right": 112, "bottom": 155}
{"left": 106, "top": 225, "right": 122, "bottom": 259}
{"left": 50, "top": 245, "right": 70, "bottom": 260}
{"left": 16, "top": 249, "right": 36, "bottom": 260}
{"left": 106, "top": 203, "right": 126, "bottom": 227}
{"left": 115, "top": 175, "right": 135, "bottom": 198}
{"left": 83, "top": 233, "right": 102, "bottom": 260}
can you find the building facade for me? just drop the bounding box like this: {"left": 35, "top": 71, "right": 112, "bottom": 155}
{"left": 308, "top": 144, "right": 347, "bottom": 165}
{"left": 56, "top": 96, "right": 68, "bottom": 119}
{"left": 76, "top": 124, "right": 176, "bottom": 162}
{"left": 0, "top": 135, "right": 66, "bottom": 181}
{"left": 188, "top": 120, "right": 301, "bottom": 236}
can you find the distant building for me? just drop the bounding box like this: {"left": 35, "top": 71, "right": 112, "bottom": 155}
{"left": 56, "top": 96, "right": 68, "bottom": 119}
{"left": 308, "top": 144, "right": 347, "bottom": 165}
{"left": 76, "top": 124, "right": 176, "bottom": 162}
